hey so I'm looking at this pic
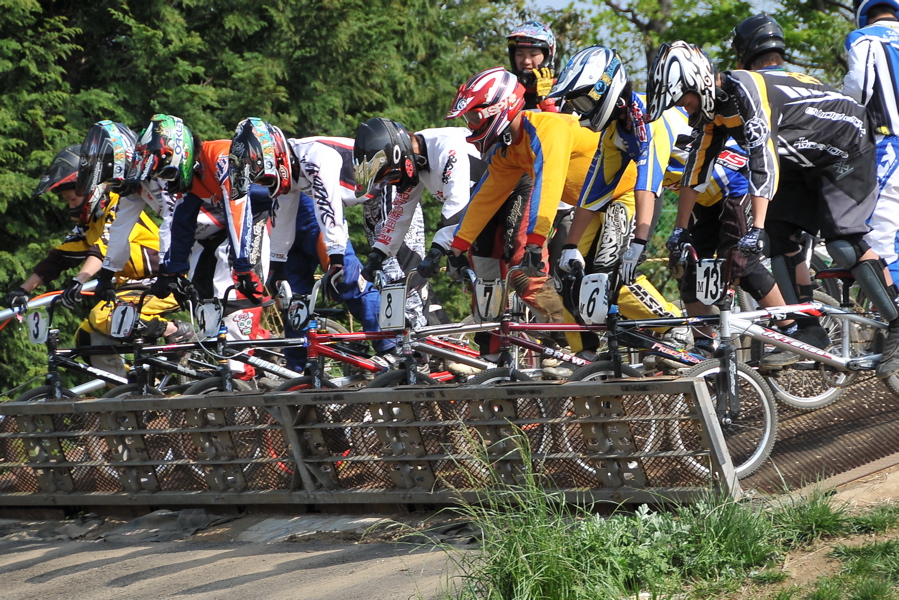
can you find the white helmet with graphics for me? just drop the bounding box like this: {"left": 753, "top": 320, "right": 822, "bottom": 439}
{"left": 646, "top": 41, "right": 716, "bottom": 126}
{"left": 547, "top": 45, "right": 628, "bottom": 132}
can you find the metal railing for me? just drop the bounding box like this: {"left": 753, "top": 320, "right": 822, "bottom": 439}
{"left": 0, "top": 378, "right": 739, "bottom": 506}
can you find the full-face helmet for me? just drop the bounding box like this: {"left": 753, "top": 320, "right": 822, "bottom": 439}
{"left": 353, "top": 118, "right": 419, "bottom": 198}
{"left": 34, "top": 145, "right": 80, "bottom": 197}
{"left": 445, "top": 67, "right": 526, "bottom": 153}
{"left": 131, "top": 114, "right": 196, "bottom": 193}
{"left": 76, "top": 120, "right": 139, "bottom": 201}
{"left": 507, "top": 21, "right": 556, "bottom": 87}
{"left": 230, "top": 117, "right": 295, "bottom": 199}
{"left": 646, "top": 41, "right": 716, "bottom": 126}
{"left": 547, "top": 45, "right": 628, "bottom": 132}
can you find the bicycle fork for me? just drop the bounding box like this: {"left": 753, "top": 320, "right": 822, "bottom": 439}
{"left": 715, "top": 293, "right": 740, "bottom": 424}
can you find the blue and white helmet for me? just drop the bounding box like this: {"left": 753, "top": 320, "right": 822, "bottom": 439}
{"left": 855, "top": 0, "right": 899, "bottom": 27}
{"left": 547, "top": 45, "right": 628, "bottom": 132}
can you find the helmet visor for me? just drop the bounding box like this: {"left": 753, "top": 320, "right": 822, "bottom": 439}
{"left": 566, "top": 93, "right": 598, "bottom": 117}
{"left": 463, "top": 111, "right": 485, "bottom": 130}
{"left": 353, "top": 149, "right": 388, "bottom": 198}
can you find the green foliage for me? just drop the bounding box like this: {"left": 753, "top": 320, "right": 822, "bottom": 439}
{"left": 584, "top": 0, "right": 857, "bottom": 86}
{"left": 771, "top": 487, "right": 852, "bottom": 548}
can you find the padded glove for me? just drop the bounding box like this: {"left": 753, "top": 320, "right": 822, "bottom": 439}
{"left": 361, "top": 248, "right": 387, "bottom": 283}
{"left": 518, "top": 244, "right": 546, "bottom": 277}
{"left": 150, "top": 273, "right": 189, "bottom": 301}
{"left": 737, "top": 227, "right": 766, "bottom": 255}
{"left": 665, "top": 227, "right": 693, "bottom": 253}
{"left": 620, "top": 238, "right": 647, "bottom": 285}
{"left": 558, "top": 244, "right": 585, "bottom": 274}
{"left": 446, "top": 251, "right": 472, "bottom": 282}
{"left": 266, "top": 261, "right": 287, "bottom": 292}
{"left": 234, "top": 271, "right": 264, "bottom": 304}
{"left": 322, "top": 254, "right": 346, "bottom": 301}
{"left": 59, "top": 278, "right": 84, "bottom": 310}
{"left": 416, "top": 245, "right": 445, "bottom": 279}
{"left": 92, "top": 268, "right": 118, "bottom": 306}
{"left": 532, "top": 67, "right": 555, "bottom": 98}
{"left": 3, "top": 288, "right": 27, "bottom": 311}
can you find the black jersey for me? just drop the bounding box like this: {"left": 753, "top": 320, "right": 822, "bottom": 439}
{"left": 683, "top": 69, "right": 872, "bottom": 200}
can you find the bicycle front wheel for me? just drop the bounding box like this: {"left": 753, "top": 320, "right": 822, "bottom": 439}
{"left": 682, "top": 359, "right": 778, "bottom": 479}
{"left": 14, "top": 385, "right": 79, "bottom": 402}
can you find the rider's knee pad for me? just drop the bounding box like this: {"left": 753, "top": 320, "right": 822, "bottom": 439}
{"left": 738, "top": 266, "right": 776, "bottom": 301}
{"left": 590, "top": 201, "right": 634, "bottom": 271}
{"left": 769, "top": 255, "right": 800, "bottom": 304}
{"left": 851, "top": 258, "right": 899, "bottom": 322}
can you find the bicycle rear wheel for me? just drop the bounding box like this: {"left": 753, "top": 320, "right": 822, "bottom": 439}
{"left": 14, "top": 385, "right": 79, "bottom": 402}
{"left": 763, "top": 291, "right": 850, "bottom": 411}
{"left": 682, "top": 359, "right": 777, "bottom": 479}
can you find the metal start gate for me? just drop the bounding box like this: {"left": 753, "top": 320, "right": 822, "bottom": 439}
{"left": 0, "top": 378, "right": 739, "bottom": 507}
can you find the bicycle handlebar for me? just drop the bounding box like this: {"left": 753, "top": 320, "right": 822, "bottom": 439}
{"left": 0, "top": 280, "right": 99, "bottom": 325}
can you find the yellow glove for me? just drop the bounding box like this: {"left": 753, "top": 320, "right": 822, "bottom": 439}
{"left": 532, "top": 67, "right": 555, "bottom": 98}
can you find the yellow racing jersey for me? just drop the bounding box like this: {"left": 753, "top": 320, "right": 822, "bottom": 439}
{"left": 33, "top": 192, "right": 161, "bottom": 285}
{"left": 451, "top": 112, "right": 603, "bottom": 250}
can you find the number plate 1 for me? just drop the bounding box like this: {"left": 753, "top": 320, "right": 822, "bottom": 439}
{"left": 474, "top": 278, "right": 505, "bottom": 320}
{"left": 578, "top": 273, "right": 611, "bottom": 325}
{"left": 109, "top": 303, "right": 138, "bottom": 339}
{"left": 26, "top": 309, "right": 49, "bottom": 345}
{"left": 379, "top": 284, "right": 406, "bottom": 330}
{"left": 697, "top": 259, "right": 725, "bottom": 305}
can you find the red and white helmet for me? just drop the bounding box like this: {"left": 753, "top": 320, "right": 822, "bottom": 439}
{"left": 445, "top": 67, "right": 525, "bottom": 153}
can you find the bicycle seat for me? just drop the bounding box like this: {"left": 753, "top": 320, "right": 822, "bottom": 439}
{"left": 814, "top": 268, "right": 853, "bottom": 281}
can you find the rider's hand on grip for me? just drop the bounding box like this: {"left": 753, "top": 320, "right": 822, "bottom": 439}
{"left": 234, "top": 270, "right": 264, "bottom": 305}
{"left": 266, "top": 261, "right": 286, "bottom": 292}
{"left": 737, "top": 227, "right": 767, "bottom": 255}
{"left": 518, "top": 244, "right": 546, "bottom": 277}
{"left": 558, "top": 244, "right": 585, "bottom": 274}
{"left": 322, "top": 254, "right": 346, "bottom": 301}
{"left": 59, "top": 278, "right": 83, "bottom": 310}
{"left": 620, "top": 239, "right": 647, "bottom": 285}
{"left": 665, "top": 227, "right": 693, "bottom": 253}
{"left": 92, "top": 268, "right": 117, "bottom": 307}
{"left": 4, "top": 287, "right": 27, "bottom": 311}
{"left": 416, "top": 245, "right": 445, "bottom": 279}
{"left": 361, "top": 249, "right": 386, "bottom": 283}
{"left": 446, "top": 251, "right": 471, "bottom": 282}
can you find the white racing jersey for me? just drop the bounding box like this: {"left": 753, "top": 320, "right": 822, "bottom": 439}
{"left": 373, "top": 127, "right": 483, "bottom": 257}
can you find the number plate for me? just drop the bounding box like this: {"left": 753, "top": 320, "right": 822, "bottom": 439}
{"left": 474, "top": 278, "right": 505, "bottom": 320}
{"left": 697, "top": 258, "right": 725, "bottom": 305}
{"left": 194, "top": 300, "right": 223, "bottom": 339}
{"left": 26, "top": 309, "right": 49, "bottom": 344}
{"left": 578, "top": 273, "right": 611, "bottom": 325}
{"left": 287, "top": 296, "right": 311, "bottom": 331}
{"left": 378, "top": 283, "right": 406, "bottom": 330}
{"left": 109, "top": 303, "right": 138, "bottom": 339}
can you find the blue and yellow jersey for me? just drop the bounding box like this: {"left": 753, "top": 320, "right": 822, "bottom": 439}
{"left": 452, "top": 112, "right": 602, "bottom": 250}
{"left": 578, "top": 94, "right": 691, "bottom": 211}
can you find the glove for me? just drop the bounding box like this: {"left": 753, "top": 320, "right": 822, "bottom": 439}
{"left": 446, "top": 251, "right": 472, "bottom": 282}
{"left": 3, "top": 288, "right": 27, "bottom": 311}
{"left": 92, "top": 268, "right": 117, "bottom": 307}
{"left": 361, "top": 248, "right": 386, "bottom": 283}
{"left": 518, "top": 244, "right": 546, "bottom": 277}
{"left": 266, "top": 261, "right": 286, "bottom": 292}
{"left": 532, "top": 67, "right": 555, "bottom": 98}
{"left": 59, "top": 278, "right": 83, "bottom": 310}
{"left": 558, "top": 244, "right": 585, "bottom": 274}
{"left": 150, "top": 273, "right": 188, "bottom": 301}
{"left": 737, "top": 227, "right": 766, "bottom": 255}
{"left": 620, "top": 238, "right": 647, "bottom": 285}
{"left": 665, "top": 227, "right": 693, "bottom": 253}
{"left": 416, "top": 245, "right": 445, "bottom": 279}
{"left": 322, "top": 254, "right": 346, "bottom": 301}
{"left": 234, "top": 271, "right": 263, "bottom": 304}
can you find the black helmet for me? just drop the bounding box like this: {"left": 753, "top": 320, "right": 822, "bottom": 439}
{"left": 731, "top": 13, "right": 785, "bottom": 68}
{"left": 76, "top": 120, "right": 139, "bottom": 199}
{"left": 353, "top": 118, "right": 419, "bottom": 198}
{"left": 33, "top": 145, "right": 80, "bottom": 197}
